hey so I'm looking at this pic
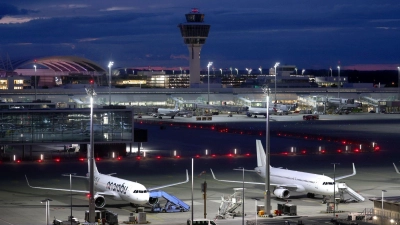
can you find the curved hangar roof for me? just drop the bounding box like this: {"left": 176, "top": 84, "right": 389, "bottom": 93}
{"left": 12, "top": 56, "right": 106, "bottom": 74}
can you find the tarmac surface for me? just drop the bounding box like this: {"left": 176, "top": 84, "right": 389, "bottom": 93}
{"left": 1, "top": 112, "right": 400, "bottom": 225}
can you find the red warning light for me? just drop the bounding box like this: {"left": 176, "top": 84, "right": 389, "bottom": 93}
{"left": 301, "top": 150, "right": 307, "bottom": 154}
{"left": 136, "top": 156, "right": 141, "bottom": 160}
{"left": 245, "top": 153, "right": 250, "bottom": 156}
{"left": 282, "top": 152, "right": 288, "bottom": 155}
{"left": 195, "top": 154, "right": 200, "bottom": 158}
{"left": 321, "top": 150, "right": 326, "bottom": 154}
{"left": 337, "top": 149, "right": 342, "bottom": 153}
{"left": 79, "top": 158, "right": 85, "bottom": 161}
{"left": 38, "top": 159, "right": 42, "bottom": 163}
{"left": 354, "top": 149, "right": 359, "bottom": 153}
{"left": 55, "top": 158, "right": 60, "bottom": 162}
{"left": 228, "top": 154, "right": 233, "bottom": 157}
{"left": 342, "top": 141, "right": 346, "bottom": 144}
{"left": 86, "top": 194, "right": 91, "bottom": 198}
{"left": 176, "top": 155, "right": 181, "bottom": 158}
{"left": 17, "top": 160, "right": 21, "bottom": 163}
{"left": 374, "top": 146, "right": 380, "bottom": 151}
{"left": 211, "top": 154, "right": 216, "bottom": 157}
{"left": 96, "top": 157, "right": 100, "bottom": 161}
{"left": 156, "top": 156, "right": 161, "bottom": 159}
{"left": 211, "top": 126, "right": 215, "bottom": 130}
{"left": 117, "top": 156, "right": 121, "bottom": 160}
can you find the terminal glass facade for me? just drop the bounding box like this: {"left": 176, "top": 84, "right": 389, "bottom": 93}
{"left": 0, "top": 108, "right": 133, "bottom": 144}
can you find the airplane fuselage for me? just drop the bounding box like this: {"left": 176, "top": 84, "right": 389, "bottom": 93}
{"left": 92, "top": 173, "right": 149, "bottom": 205}
{"left": 255, "top": 166, "right": 336, "bottom": 196}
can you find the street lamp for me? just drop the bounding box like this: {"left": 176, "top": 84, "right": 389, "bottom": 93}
{"left": 108, "top": 61, "right": 114, "bottom": 106}
{"left": 382, "top": 190, "right": 387, "bottom": 213}
{"left": 219, "top": 68, "right": 222, "bottom": 75}
{"left": 41, "top": 198, "right": 52, "bottom": 225}
{"left": 180, "top": 67, "right": 182, "bottom": 75}
{"left": 274, "top": 62, "right": 280, "bottom": 103}
{"left": 397, "top": 67, "right": 400, "bottom": 100}
{"left": 85, "top": 80, "right": 96, "bottom": 223}
{"left": 337, "top": 66, "right": 341, "bottom": 98}
{"left": 301, "top": 69, "right": 305, "bottom": 75}
{"left": 259, "top": 67, "right": 262, "bottom": 75}
{"left": 238, "top": 167, "right": 245, "bottom": 225}
{"left": 332, "top": 163, "right": 340, "bottom": 218}
{"left": 63, "top": 173, "right": 77, "bottom": 225}
{"left": 262, "top": 85, "right": 271, "bottom": 216}
{"left": 33, "top": 64, "right": 37, "bottom": 100}
{"left": 207, "top": 62, "right": 213, "bottom": 105}
{"left": 330, "top": 67, "right": 333, "bottom": 77}
{"left": 235, "top": 68, "right": 238, "bottom": 75}
{"left": 230, "top": 67, "right": 232, "bottom": 75}
{"left": 295, "top": 67, "right": 297, "bottom": 75}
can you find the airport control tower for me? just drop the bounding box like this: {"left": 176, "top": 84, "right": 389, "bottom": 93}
{"left": 178, "top": 8, "right": 211, "bottom": 86}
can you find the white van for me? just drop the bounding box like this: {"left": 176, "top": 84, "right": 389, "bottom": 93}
{"left": 187, "top": 219, "right": 218, "bottom": 225}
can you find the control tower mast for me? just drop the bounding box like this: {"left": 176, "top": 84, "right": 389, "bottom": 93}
{"left": 178, "top": 8, "right": 211, "bottom": 86}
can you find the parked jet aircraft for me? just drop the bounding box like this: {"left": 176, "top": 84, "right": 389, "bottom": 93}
{"left": 154, "top": 102, "right": 180, "bottom": 119}
{"left": 26, "top": 160, "right": 189, "bottom": 208}
{"left": 246, "top": 106, "right": 277, "bottom": 118}
{"left": 211, "top": 140, "right": 356, "bottom": 200}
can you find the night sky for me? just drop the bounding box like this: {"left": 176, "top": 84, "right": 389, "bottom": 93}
{"left": 0, "top": 1, "right": 399, "bottom": 71}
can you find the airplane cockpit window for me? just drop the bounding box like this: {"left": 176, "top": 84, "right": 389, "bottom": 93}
{"left": 322, "top": 182, "right": 335, "bottom": 185}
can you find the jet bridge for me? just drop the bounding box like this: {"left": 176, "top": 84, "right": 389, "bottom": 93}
{"left": 337, "top": 182, "right": 365, "bottom": 202}
{"left": 149, "top": 190, "right": 190, "bottom": 212}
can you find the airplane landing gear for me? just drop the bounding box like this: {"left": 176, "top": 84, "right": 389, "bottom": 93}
{"left": 307, "top": 193, "right": 315, "bottom": 198}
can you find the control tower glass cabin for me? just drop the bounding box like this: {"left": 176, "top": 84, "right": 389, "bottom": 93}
{"left": 178, "top": 8, "right": 211, "bottom": 86}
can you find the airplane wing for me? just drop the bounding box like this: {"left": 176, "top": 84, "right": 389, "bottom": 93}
{"left": 233, "top": 168, "right": 258, "bottom": 172}
{"left": 210, "top": 169, "right": 281, "bottom": 186}
{"left": 25, "top": 175, "right": 115, "bottom": 197}
{"left": 393, "top": 163, "right": 400, "bottom": 174}
{"left": 147, "top": 170, "right": 189, "bottom": 191}
{"left": 335, "top": 163, "right": 356, "bottom": 181}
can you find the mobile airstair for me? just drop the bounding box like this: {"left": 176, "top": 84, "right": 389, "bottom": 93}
{"left": 337, "top": 182, "right": 365, "bottom": 202}
{"left": 217, "top": 188, "right": 244, "bottom": 219}
{"left": 149, "top": 190, "right": 190, "bottom": 212}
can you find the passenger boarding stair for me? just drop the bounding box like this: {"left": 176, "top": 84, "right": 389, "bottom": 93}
{"left": 149, "top": 190, "right": 190, "bottom": 212}
{"left": 217, "top": 188, "right": 244, "bottom": 219}
{"left": 337, "top": 182, "right": 365, "bottom": 202}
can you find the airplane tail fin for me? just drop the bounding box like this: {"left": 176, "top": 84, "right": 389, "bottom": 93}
{"left": 174, "top": 101, "right": 179, "bottom": 110}
{"left": 256, "top": 140, "right": 266, "bottom": 168}
{"left": 87, "top": 158, "right": 99, "bottom": 174}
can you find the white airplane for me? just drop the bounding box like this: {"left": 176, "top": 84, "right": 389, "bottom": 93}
{"left": 154, "top": 102, "right": 180, "bottom": 119}
{"left": 211, "top": 140, "right": 356, "bottom": 200}
{"left": 25, "top": 159, "right": 189, "bottom": 208}
{"left": 246, "top": 106, "right": 277, "bottom": 118}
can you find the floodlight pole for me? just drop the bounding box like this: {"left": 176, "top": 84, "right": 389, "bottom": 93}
{"left": 207, "top": 62, "right": 213, "bottom": 105}
{"left": 332, "top": 163, "right": 340, "bottom": 218}
{"left": 262, "top": 85, "right": 271, "bottom": 215}
{"left": 274, "top": 62, "right": 280, "bottom": 103}
{"left": 108, "top": 61, "right": 114, "bottom": 106}
{"left": 34, "top": 65, "right": 37, "bottom": 100}
{"left": 397, "top": 67, "right": 400, "bottom": 100}
{"left": 337, "top": 66, "right": 341, "bottom": 98}
{"left": 86, "top": 82, "right": 96, "bottom": 223}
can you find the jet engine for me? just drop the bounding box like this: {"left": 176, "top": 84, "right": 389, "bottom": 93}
{"left": 273, "top": 188, "right": 290, "bottom": 199}
{"left": 94, "top": 194, "right": 106, "bottom": 208}
{"left": 148, "top": 197, "right": 159, "bottom": 205}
